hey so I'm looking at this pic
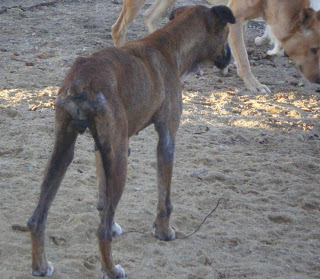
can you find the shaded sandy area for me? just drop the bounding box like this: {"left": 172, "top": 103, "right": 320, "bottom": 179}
{"left": 0, "top": 0, "right": 319, "bottom": 278}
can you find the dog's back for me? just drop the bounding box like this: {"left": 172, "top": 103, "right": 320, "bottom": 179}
{"left": 58, "top": 5, "right": 234, "bottom": 137}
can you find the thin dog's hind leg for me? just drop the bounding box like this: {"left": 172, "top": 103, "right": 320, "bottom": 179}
{"left": 95, "top": 147, "right": 123, "bottom": 237}
{"left": 91, "top": 112, "right": 128, "bottom": 279}
{"left": 27, "top": 109, "right": 77, "bottom": 276}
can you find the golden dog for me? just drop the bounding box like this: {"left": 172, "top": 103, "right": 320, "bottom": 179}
{"left": 112, "top": 0, "right": 320, "bottom": 93}
{"left": 229, "top": 0, "right": 320, "bottom": 92}
{"left": 255, "top": 0, "right": 320, "bottom": 57}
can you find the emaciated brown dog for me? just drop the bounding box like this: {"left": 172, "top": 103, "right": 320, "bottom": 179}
{"left": 27, "top": 5, "right": 235, "bottom": 279}
{"left": 112, "top": 0, "right": 320, "bottom": 93}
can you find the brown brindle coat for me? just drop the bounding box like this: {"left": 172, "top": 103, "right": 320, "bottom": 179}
{"left": 27, "top": 5, "right": 235, "bottom": 279}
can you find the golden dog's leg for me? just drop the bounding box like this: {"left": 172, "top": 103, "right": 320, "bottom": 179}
{"left": 143, "top": 0, "right": 176, "bottom": 33}
{"left": 27, "top": 109, "right": 78, "bottom": 276}
{"left": 111, "top": 0, "right": 147, "bottom": 47}
{"left": 255, "top": 24, "right": 270, "bottom": 46}
{"left": 226, "top": 0, "right": 271, "bottom": 93}
{"left": 228, "top": 20, "right": 271, "bottom": 93}
{"left": 91, "top": 113, "right": 128, "bottom": 279}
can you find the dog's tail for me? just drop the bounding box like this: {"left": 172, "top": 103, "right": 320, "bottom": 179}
{"left": 57, "top": 58, "right": 107, "bottom": 134}
{"left": 66, "top": 79, "right": 92, "bottom": 134}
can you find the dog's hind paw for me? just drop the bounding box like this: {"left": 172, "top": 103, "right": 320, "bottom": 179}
{"left": 31, "top": 261, "right": 54, "bottom": 277}
{"left": 102, "top": 264, "right": 125, "bottom": 279}
{"left": 112, "top": 222, "right": 123, "bottom": 236}
{"left": 154, "top": 225, "right": 176, "bottom": 241}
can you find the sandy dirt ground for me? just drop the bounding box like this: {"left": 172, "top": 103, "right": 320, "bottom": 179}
{"left": 1, "top": 0, "right": 320, "bottom": 278}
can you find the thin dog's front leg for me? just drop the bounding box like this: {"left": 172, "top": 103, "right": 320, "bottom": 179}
{"left": 228, "top": 20, "right": 271, "bottom": 93}
{"left": 27, "top": 109, "right": 78, "bottom": 276}
{"left": 153, "top": 123, "right": 177, "bottom": 241}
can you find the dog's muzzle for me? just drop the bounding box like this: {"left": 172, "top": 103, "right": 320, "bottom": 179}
{"left": 214, "top": 43, "right": 231, "bottom": 70}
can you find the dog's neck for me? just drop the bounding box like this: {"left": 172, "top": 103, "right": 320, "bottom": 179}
{"left": 139, "top": 14, "right": 213, "bottom": 76}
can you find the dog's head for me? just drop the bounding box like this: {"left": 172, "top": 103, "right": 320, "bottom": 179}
{"left": 169, "top": 5, "right": 235, "bottom": 70}
{"left": 283, "top": 8, "right": 320, "bottom": 83}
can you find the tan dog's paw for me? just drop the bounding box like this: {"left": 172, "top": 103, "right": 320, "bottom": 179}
{"left": 245, "top": 80, "right": 271, "bottom": 94}
{"left": 31, "top": 261, "right": 54, "bottom": 277}
{"left": 102, "top": 264, "right": 125, "bottom": 279}
{"left": 255, "top": 35, "right": 269, "bottom": 46}
{"left": 256, "top": 84, "right": 271, "bottom": 94}
{"left": 267, "top": 47, "right": 284, "bottom": 56}
{"left": 153, "top": 225, "right": 176, "bottom": 241}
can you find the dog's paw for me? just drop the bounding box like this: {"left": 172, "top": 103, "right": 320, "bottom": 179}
{"left": 267, "top": 49, "right": 277, "bottom": 56}
{"left": 255, "top": 36, "right": 268, "bottom": 46}
{"left": 154, "top": 225, "right": 176, "bottom": 241}
{"left": 115, "top": 264, "right": 125, "bottom": 278}
{"left": 112, "top": 222, "right": 123, "bottom": 236}
{"left": 31, "top": 261, "right": 54, "bottom": 277}
{"left": 245, "top": 79, "right": 271, "bottom": 94}
{"left": 256, "top": 84, "right": 271, "bottom": 94}
{"left": 220, "top": 66, "right": 229, "bottom": 76}
{"left": 267, "top": 47, "right": 284, "bottom": 56}
{"left": 102, "top": 264, "right": 125, "bottom": 279}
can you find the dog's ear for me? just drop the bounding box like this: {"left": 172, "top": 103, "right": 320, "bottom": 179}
{"left": 169, "top": 6, "right": 191, "bottom": 21}
{"left": 210, "top": 5, "right": 236, "bottom": 25}
{"left": 300, "top": 8, "right": 316, "bottom": 29}
{"left": 292, "top": 8, "right": 317, "bottom": 32}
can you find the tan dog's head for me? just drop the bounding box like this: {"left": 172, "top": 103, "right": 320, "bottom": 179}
{"left": 169, "top": 5, "right": 236, "bottom": 70}
{"left": 283, "top": 8, "right": 320, "bottom": 83}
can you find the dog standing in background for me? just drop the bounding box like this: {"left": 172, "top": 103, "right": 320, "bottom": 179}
{"left": 112, "top": 0, "right": 320, "bottom": 93}
{"left": 255, "top": 0, "right": 320, "bottom": 57}
{"left": 228, "top": 0, "right": 320, "bottom": 92}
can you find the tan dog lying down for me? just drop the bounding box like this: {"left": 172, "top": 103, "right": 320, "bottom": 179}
{"left": 27, "top": 5, "right": 235, "bottom": 279}
{"left": 112, "top": 0, "right": 320, "bottom": 93}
